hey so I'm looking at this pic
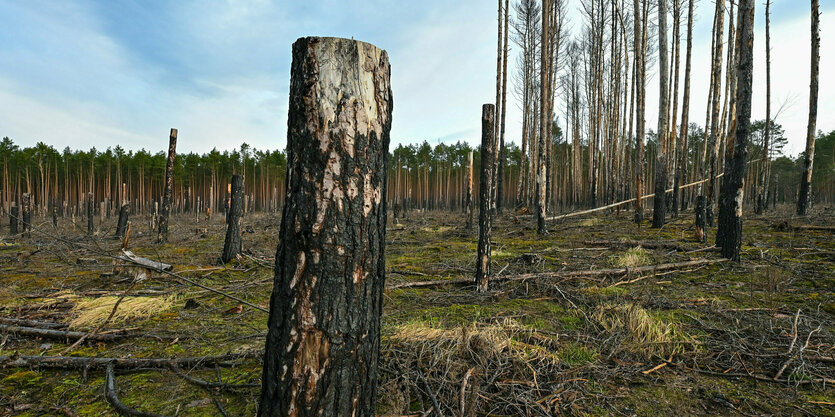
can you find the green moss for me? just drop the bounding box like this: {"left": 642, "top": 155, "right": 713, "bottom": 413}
{"left": 558, "top": 343, "right": 598, "bottom": 365}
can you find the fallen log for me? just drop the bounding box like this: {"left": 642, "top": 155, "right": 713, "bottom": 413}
{"left": 386, "top": 258, "right": 727, "bottom": 290}
{"left": 0, "top": 351, "right": 260, "bottom": 370}
{"left": 585, "top": 240, "right": 689, "bottom": 251}
{"left": 0, "top": 317, "right": 66, "bottom": 329}
{"left": 0, "top": 324, "right": 125, "bottom": 342}
{"left": 119, "top": 250, "right": 172, "bottom": 272}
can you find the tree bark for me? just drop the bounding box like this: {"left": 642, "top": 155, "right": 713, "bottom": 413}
{"left": 537, "top": 0, "right": 550, "bottom": 235}
{"left": 115, "top": 204, "right": 130, "bottom": 238}
{"left": 221, "top": 174, "right": 244, "bottom": 263}
{"left": 677, "top": 0, "right": 694, "bottom": 213}
{"left": 718, "top": 0, "right": 754, "bottom": 261}
{"left": 497, "top": 0, "right": 510, "bottom": 212}
{"left": 9, "top": 204, "right": 18, "bottom": 235}
{"left": 476, "top": 104, "right": 496, "bottom": 292}
{"left": 87, "top": 192, "right": 94, "bottom": 235}
{"left": 633, "top": 0, "right": 646, "bottom": 224}
{"left": 706, "top": 0, "right": 725, "bottom": 227}
{"left": 653, "top": 0, "right": 669, "bottom": 228}
{"left": 158, "top": 128, "right": 177, "bottom": 243}
{"left": 22, "top": 192, "right": 31, "bottom": 237}
{"left": 756, "top": 0, "right": 772, "bottom": 214}
{"left": 258, "top": 37, "right": 391, "bottom": 417}
{"left": 797, "top": 0, "right": 819, "bottom": 216}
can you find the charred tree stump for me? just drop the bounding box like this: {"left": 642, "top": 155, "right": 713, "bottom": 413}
{"left": 52, "top": 198, "right": 58, "bottom": 228}
{"left": 221, "top": 175, "right": 244, "bottom": 263}
{"left": 465, "top": 150, "right": 474, "bottom": 231}
{"left": 158, "top": 128, "right": 177, "bottom": 243}
{"left": 695, "top": 196, "right": 707, "bottom": 244}
{"left": 86, "top": 192, "right": 94, "bottom": 235}
{"left": 21, "top": 193, "right": 31, "bottom": 238}
{"left": 115, "top": 204, "right": 130, "bottom": 238}
{"left": 718, "top": 0, "right": 754, "bottom": 261}
{"left": 9, "top": 204, "right": 18, "bottom": 235}
{"left": 258, "top": 37, "right": 392, "bottom": 417}
{"left": 476, "top": 104, "right": 496, "bottom": 292}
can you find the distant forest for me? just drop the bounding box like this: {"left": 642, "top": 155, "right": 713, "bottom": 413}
{"left": 0, "top": 123, "right": 832, "bottom": 217}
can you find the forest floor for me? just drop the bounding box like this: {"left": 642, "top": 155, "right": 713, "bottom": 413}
{"left": 0, "top": 205, "right": 833, "bottom": 416}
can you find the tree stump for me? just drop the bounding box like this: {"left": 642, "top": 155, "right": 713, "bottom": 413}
{"left": 258, "top": 37, "right": 392, "bottom": 417}
{"left": 115, "top": 204, "right": 130, "bottom": 238}
{"left": 9, "top": 204, "right": 18, "bottom": 235}
{"left": 476, "top": 104, "right": 495, "bottom": 292}
{"left": 21, "top": 193, "right": 31, "bottom": 237}
{"left": 221, "top": 175, "right": 244, "bottom": 263}
{"left": 158, "top": 128, "right": 177, "bottom": 243}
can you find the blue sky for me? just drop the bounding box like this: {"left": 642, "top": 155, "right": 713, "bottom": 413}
{"left": 0, "top": 0, "right": 831, "bottom": 156}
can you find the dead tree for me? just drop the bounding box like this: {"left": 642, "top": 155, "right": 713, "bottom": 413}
{"left": 476, "top": 104, "right": 496, "bottom": 293}
{"left": 653, "top": 0, "right": 670, "bottom": 228}
{"left": 22, "top": 193, "right": 31, "bottom": 237}
{"left": 497, "top": 0, "right": 510, "bottom": 212}
{"left": 465, "top": 150, "right": 474, "bottom": 231}
{"left": 86, "top": 192, "right": 94, "bottom": 235}
{"left": 705, "top": 0, "right": 725, "bottom": 227}
{"left": 221, "top": 174, "right": 244, "bottom": 263}
{"left": 676, "top": 0, "right": 695, "bottom": 214}
{"left": 633, "top": 0, "right": 647, "bottom": 224}
{"left": 536, "top": 0, "right": 550, "bottom": 235}
{"left": 115, "top": 204, "right": 130, "bottom": 238}
{"left": 258, "top": 37, "right": 392, "bottom": 417}
{"left": 718, "top": 0, "right": 754, "bottom": 261}
{"left": 158, "top": 128, "right": 177, "bottom": 243}
{"left": 756, "top": 0, "right": 772, "bottom": 214}
{"left": 797, "top": 0, "right": 819, "bottom": 216}
{"left": 9, "top": 203, "right": 18, "bottom": 235}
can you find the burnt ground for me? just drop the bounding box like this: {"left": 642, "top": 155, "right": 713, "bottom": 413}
{"left": 0, "top": 206, "right": 833, "bottom": 416}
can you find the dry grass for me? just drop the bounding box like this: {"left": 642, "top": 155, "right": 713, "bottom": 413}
{"left": 69, "top": 296, "right": 177, "bottom": 329}
{"left": 579, "top": 217, "right": 602, "bottom": 227}
{"left": 610, "top": 246, "right": 652, "bottom": 268}
{"left": 593, "top": 303, "right": 692, "bottom": 358}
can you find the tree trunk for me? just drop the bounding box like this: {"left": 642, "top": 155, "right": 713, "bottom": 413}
{"left": 258, "top": 37, "right": 391, "bottom": 417}
{"left": 158, "top": 128, "right": 177, "bottom": 243}
{"left": 476, "top": 104, "right": 496, "bottom": 292}
{"left": 756, "top": 0, "right": 772, "bottom": 214}
{"left": 221, "top": 174, "right": 244, "bottom": 263}
{"left": 706, "top": 0, "right": 725, "bottom": 227}
{"left": 718, "top": 0, "right": 754, "bottom": 261}
{"left": 537, "top": 0, "right": 550, "bottom": 235}
{"left": 115, "top": 204, "right": 130, "bottom": 238}
{"left": 9, "top": 204, "right": 18, "bottom": 236}
{"left": 21, "top": 193, "right": 31, "bottom": 237}
{"left": 677, "top": 0, "right": 694, "bottom": 214}
{"left": 695, "top": 196, "right": 707, "bottom": 243}
{"left": 653, "top": 0, "right": 669, "bottom": 228}
{"left": 497, "top": 0, "right": 510, "bottom": 212}
{"left": 465, "top": 151, "right": 474, "bottom": 231}
{"left": 86, "top": 192, "right": 94, "bottom": 235}
{"left": 797, "top": 0, "right": 819, "bottom": 215}
{"left": 633, "top": 0, "right": 646, "bottom": 224}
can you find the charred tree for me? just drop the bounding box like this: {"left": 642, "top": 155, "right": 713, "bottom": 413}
{"left": 158, "top": 128, "right": 177, "bottom": 243}
{"left": 676, "top": 0, "right": 695, "bottom": 214}
{"left": 756, "top": 0, "right": 772, "bottom": 214}
{"left": 22, "top": 193, "right": 31, "bottom": 238}
{"left": 797, "top": 0, "right": 819, "bottom": 216}
{"left": 536, "top": 0, "right": 550, "bottom": 235}
{"left": 653, "top": 0, "right": 669, "bottom": 228}
{"left": 115, "top": 204, "right": 130, "bottom": 238}
{"left": 497, "top": 0, "right": 510, "bottom": 212}
{"left": 718, "top": 0, "right": 754, "bottom": 261}
{"left": 258, "top": 37, "right": 391, "bottom": 417}
{"left": 86, "top": 192, "right": 94, "bottom": 235}
{"left": 633, "top": 0, "right": 647, "bottom": 224}
{"left": 476, "top": 105, "right": 496, "bottom": 292}
{"left": 221, "top": 174, "right": 244, "bottom": 263}
{"left": 9, "top": 204, "right": 18, "bottom": 235}
{"left": 705, "top": 0, "right": 725, "bottom": 227}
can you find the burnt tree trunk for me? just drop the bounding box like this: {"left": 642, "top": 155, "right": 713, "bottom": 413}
{"left": 676, "top": 0, "right": 695, "bottom": 214}
{"left": 653, "top": 0, "right": 669, "bottom": 228}
{"left": 695, "top": 196, "right": 707, "bottom": 243}
{"left": 476, "top": 104, "right": 496, "bottom": 293}
{"left": 22, "top": 193, "right": 31, "bottom": 237}
{"left": 9, "top": 204, "right": 18, "bottom": 235}
{"left": 756, "top": 0, "right": 772, "bottom": 214}
{"left": 115, "top": 204, "right": 130, "bottom": 238}
{"left": 465, "top": 150, "right": 474, "bottom": 231}
{"left": 536, "top": 0, "right": 550, "bottom": 235}
{"left": 797, "top": 0, "right": 819, "bottom": 216}
{"left": 718, "top": 0, "right": 754, "bottom": 261}
{"left": 158, "top": 128, "right": 177, "bottom": 243}
{"left": 258, "top": 37, "right": 391, "bottom": 417}
{"left": 221, "top": 174, "right": 244, "bottom": 263}
{"left": 86, "top": 192, "right": 94, "bottom": 235}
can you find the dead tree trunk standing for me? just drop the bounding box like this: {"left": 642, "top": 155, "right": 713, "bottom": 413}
{"left": 677, "top": 0, "right": 694, "bottom": 213}
{"left": 221, "top": 174, "right": 244, "bottom": 263}
{"left": 718, "top": 0, "right": 754, "bottom": 261}
{"left": 493, "top": 0, "right": 503, "bottom": 215}
{"left": 258, "top": 37, "right": 391, "bottom": 417}
{"left": 633, "top": 0, "right": 646, "bottom": 224}
{"left": 653, "top": 0, "right": 669, "bottom": 228}
{"left": 476, "top": 104, "right": 496, "bottom": 292}
{"left": 22, "top": 193, "right": 31, "bottom": 237}
{"left": 9, "top": 204, "right": 18, "bottom": 235}
{"left": 797, "top": 0, "right": 819, "bottom": 216}
{"left": 537, "top": 0, "right": 550, "bottom": 235}
{"left": 86, "top": 192, "right": 94, "bottom": 235}
{"left": 115, "top": 204, "right": 130, "bottom": 238}
{"left": 756, "top": 0, "right": 772, "bottom": 214}
{"left": 465, "top": 151, "right": 474, "bottom": 231}
{"left": 51, "top": 201, "right": 58, "bottom": 228}
{"left": 704, "top": 0, "right": 725, "bottom": 229}
{"left": 158, "top": 128, "right": 177, "bottom": 243}
{"left": 497, "top": 0, "right": 510, "bottom": 212}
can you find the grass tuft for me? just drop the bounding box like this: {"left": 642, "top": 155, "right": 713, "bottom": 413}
{"left": 593, "top": 303, "right": 693, "bottom": 358}
{"left": 70, "top": 296, "right": 177, "bottom": 329}
{"left": 610, "top": 246, "right": 652, "bottom": 268}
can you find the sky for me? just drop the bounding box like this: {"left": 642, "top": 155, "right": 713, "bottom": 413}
{"left": 0, "top": 0, "right": 831, "bottom": 157}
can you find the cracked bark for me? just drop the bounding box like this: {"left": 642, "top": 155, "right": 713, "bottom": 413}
{"left": 258, "top": 37, "right": 391, "bottom": 417}
{"left": 476, "top": 104, "right": 495, "bottom": 293}
{"left": 221, "top": 174, "right": 244, "bottom": 263}
{"left": 158, "top": 128, "right": 177, "bottom": 243}
{"left": 115, "top": 204, "right": 130, "bottom": 238}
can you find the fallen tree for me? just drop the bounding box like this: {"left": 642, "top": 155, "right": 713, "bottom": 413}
{"left": 0, "top": 351, "right": 260, "bottom": 370}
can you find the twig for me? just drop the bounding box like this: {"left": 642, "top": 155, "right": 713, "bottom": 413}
{"left": 105, "top": 364, "right": 171, "bottom": 417}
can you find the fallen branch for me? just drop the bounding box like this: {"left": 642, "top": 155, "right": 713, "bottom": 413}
{"left": 105, "top": 364, "right": 171, "bottom": 417}
{"left": 585, "top": 240, "right": 688, "bottom": 251}
{"left": 119, "top": 250, "right": 173, "bottom": 272}
{"left": 0, "top": 351, "right": 261, "bottom": 370}
{"left": 386, "top": 259, "right": 726, "bottom": 290}
{"left": 0, "top": 324, "right": 126, "bottom": 342}
{"left": 0, "top": 317, "right": 66, "bottom": 329}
